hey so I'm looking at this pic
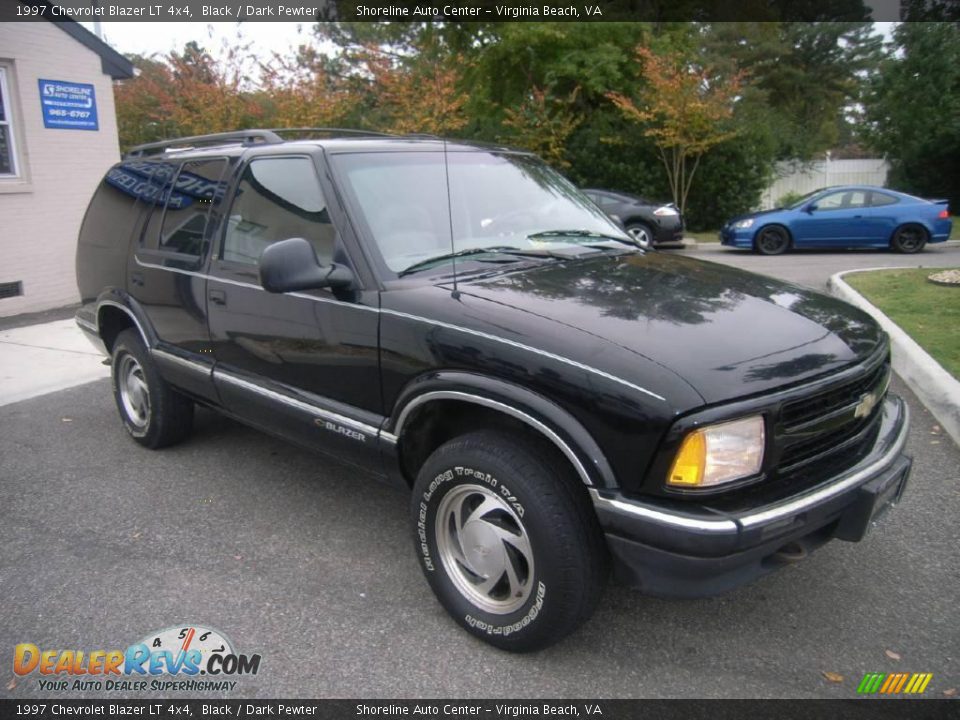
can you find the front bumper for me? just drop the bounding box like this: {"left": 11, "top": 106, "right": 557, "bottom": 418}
{"left": 592, "top": 395, "right": 911, "bottom": 597}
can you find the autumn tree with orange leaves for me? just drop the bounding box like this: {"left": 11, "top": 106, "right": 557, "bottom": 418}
{"left": 358, "top": 44, "right": 469, "bottom": 136}
{"left": 114, "top": 42, "right": 263, "bottom": 150}
{"left": 608, "top": 47, "right": 743, "bottom": 217}
{"left": 502, "top": 86, "right": 581, "bottom": 168}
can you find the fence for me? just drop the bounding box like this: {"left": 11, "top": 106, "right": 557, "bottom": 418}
{"left": 759, "top": 157, "right": 890, "bottom": 209}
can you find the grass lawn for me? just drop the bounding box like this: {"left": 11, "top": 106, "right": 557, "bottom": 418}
{"left": 952, "top": 219, "right": 959, "bottom": 240}
{"left": 845, "top": 268, "right": 960, "bottom": 379}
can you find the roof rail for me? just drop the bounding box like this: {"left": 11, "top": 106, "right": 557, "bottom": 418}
{"left": 267, "top": 127, "right": 394, "bottom": 138}
{"left": 124, "top": 130, "right": 284, "bottom": 158}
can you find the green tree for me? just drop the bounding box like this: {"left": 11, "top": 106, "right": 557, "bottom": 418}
{"left": 864, "top": 22, "right": 960, "bottom": 207}
{"left": 607, "top": 46, "right": 743, "bottom": 217}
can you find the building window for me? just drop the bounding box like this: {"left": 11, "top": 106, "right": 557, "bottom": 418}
{"left": 0, "top": 66, "right": 20, "bottom": 177}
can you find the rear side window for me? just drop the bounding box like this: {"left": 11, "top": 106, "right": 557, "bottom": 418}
{"left": 870, "top": 192, "right": 899, "bottom": 208}
{"left": 158, "top": 159, "right": 228, "bottom": 256}
{"left": 222, "top": 157, "right": 334, "bottom": 266}
{"left": 78, "top": 160, "right": 161, "bottom": 248}
{"left": 138, "top": 161, "right": 179, "bottom": 248}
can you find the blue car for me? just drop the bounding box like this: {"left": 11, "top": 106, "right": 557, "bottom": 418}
{"left": 721, "top": 185, "right": 952, "bottom": 255}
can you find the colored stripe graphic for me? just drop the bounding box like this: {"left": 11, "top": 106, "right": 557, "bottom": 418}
{"left": 858, "top": 672, "right": 933, "bottom": 694}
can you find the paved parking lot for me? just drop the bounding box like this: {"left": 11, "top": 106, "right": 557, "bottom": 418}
{"left": 1, "top": 244, "right": 958, "bottom": 699}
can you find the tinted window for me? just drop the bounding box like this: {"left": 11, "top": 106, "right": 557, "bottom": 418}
{"left": 79, "top": 161, "right": 157, "bottom": 248}
{"left": 138, "top": 161, "right": 179, "bottom": 248}
{"left": 870, "top": 192, "right": 899, "bottom": 208}
{"left": 223, "top": 157, "right": 334, "bottom": 265}
{"left": 816, "top": 190, "right": 867, "bottom": 210}
{"left": 158, "top": 159, "right": 228, "bottom": 256}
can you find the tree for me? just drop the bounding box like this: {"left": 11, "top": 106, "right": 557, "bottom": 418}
{"left": 607, "top": 46, "right": 743, "bottom": 217}
{"left": 864, "top": 22, "right": 960, "bottom": 208}
{"left": 501, "top": 86, "right": 581, "bottom": 168}
{"left": 356, "top": 43, "right": 469, "bottom": 135}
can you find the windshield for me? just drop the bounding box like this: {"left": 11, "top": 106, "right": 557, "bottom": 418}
{"left": 331, "top": 150, "right": 632, "bottom": 274}
{"left": 786, "top": 189, "right": 825, "bottom": 210}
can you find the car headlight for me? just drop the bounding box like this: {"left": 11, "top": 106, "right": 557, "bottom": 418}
{"left": 733, "top": 218, "right": 755, "bottom": 229}
{"left": 667, "top": 416, "right": 765, "bottom": 488}
{"left": 653, "top": 206, "right": 679, "bottom": 217}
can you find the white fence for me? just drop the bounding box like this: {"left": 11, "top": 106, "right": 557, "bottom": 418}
{"left": 759, "top": 157, "right": 890, "bottom": 209}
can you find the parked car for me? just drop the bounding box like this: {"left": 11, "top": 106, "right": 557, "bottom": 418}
{"left": 721, "top": 185, "right": 952, "bottom": 255}
{"left": 77, "top": 130, "right": 910, "bottom": 652}
{"left": 581, "top": 188, "right": 684, "bottom": 246}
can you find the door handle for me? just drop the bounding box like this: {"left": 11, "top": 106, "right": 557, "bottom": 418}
{"left": 209, "top": 289, "right": 226, "bottom": 306}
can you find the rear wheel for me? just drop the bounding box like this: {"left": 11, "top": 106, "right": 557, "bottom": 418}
{"left": 890, "top": 224, "right": 927, "bottom": 254}
{"left": 754, "top": 225, "right": 790, "bottom": 255}
{"left": 111, "top": 329, "right": 194, "bottom": 449}
{"left": 411, "top": 430, "right": 607, "bottom": 652}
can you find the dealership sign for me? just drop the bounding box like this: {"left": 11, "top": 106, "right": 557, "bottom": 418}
{"left": 38, "top": 79, "right": 99, "bottom": 131}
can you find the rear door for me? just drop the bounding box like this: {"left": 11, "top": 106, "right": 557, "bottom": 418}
{"left": 205, "top": 151, "right": 383, "bottom": 471}
{"left": 126, "top": 156, "right": 229, "bottom": 401}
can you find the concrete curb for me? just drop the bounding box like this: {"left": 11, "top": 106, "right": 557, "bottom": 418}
{"left": 828, "top": 268, "right": 960, "bottom": 447}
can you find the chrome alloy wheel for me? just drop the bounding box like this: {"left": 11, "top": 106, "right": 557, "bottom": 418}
{"left": 435, "top": 484, "right": 535, "bottom": 615}
{"left": 117, "top": 354, "right": 150, "bottom": 429}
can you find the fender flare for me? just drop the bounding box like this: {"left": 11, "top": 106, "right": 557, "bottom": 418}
{"left": 95, "top": 290, "right": 156, "bottom": 349}
{"left": 384, "top": 371, "right": 619, "bottom": 489}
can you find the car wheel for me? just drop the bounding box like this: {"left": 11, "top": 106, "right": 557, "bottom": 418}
{"left": 111, "top": 329, "right": 194, "bottom": 449}
{"left": 626, "top": 222, "right": 654, "bottom": 248}
{"left": 411, "top": 430, "right": 607, "bottom": 652}
{"left": 754, "top": 225, "right": 790, "bottom": 255}
{"left": 890, "top": 224, "right": 927, "bottom": 254}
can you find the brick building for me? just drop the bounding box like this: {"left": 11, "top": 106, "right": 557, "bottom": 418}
{"left": 0, "top": 20, "right": 133, "bottom": 316}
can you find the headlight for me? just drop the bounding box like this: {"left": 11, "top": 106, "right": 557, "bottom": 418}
{"left": 733, "top": 218, "right": 755, "bottom": 229}
{"left": 653, "top": 206, "right": 679, "bottom": 217}
{"left": 667, "top": 416, "right": 765, "bottom": 489}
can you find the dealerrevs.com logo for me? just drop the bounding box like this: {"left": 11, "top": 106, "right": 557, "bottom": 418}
{"left": 13, "top": 625, "right": 261, "bottom": 692}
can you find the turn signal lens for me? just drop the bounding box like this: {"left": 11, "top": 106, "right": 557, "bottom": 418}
{"left": 667, "top": 430, "right": 706, "bottom": 486}
{"left": 667, "top": 416, "right": 765, "bottom": 489}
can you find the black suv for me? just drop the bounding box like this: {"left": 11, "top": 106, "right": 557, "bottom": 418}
{"left": 76, "top": 129, "right": 911, "bottom": 652}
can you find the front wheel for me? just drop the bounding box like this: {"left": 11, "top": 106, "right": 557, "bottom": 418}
{"left": 411, "top": 431, "right": 607, "bottom": 652}
{"left": 890, "top": 224, "right": 927, "bottom": 254}
{"left": 626, "top": 222, "right": 654, "bottom": 249}
{"left": 754, "top": 226, "right": 790, "bottom": 255}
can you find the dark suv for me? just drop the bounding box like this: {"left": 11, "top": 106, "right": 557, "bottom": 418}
{"left": 76, "top": 129, "right": 911, "bottom": 652}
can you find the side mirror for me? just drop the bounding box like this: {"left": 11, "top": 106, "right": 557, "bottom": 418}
{"left": 805, "top": 203, "right": 818, "bottom": 213}
{"left": 259, "top": 238, "right": 353, "bottom": 293}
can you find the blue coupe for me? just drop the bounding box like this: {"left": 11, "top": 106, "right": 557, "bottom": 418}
{"left": 720, "top": 185, "right": 952, "bottom": 255}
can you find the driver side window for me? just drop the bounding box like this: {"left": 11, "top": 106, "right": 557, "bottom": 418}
{"left": 222, "top": 157, "right": 334, "bottom": 266}
{"left": 816, "top": 190, "right": 867, "bottom": 211}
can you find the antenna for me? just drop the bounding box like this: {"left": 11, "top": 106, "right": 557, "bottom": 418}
{"left": 441, "top": 136, "right": 460, "bottom": 298}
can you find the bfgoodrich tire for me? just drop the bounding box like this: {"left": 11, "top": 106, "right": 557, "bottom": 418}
{"left": 411, "top": 430, "right": 607, "bottom": 652}
{"left": 111, "top": 329, "right": 194, "bottom": 449}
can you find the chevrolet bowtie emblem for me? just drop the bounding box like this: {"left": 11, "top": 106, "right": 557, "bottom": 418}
{"left": 854, "top": 391, "right": 879, "bottom": 419}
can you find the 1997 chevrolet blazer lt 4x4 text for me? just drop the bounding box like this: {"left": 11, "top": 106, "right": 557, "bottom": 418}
{"left": 76, "top": 129, "right": 911, "bottom": 651}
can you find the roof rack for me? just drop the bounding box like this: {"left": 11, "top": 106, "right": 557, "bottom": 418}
{"left": 124, "top": 127, "right": 395, "bottom": 158}
{"left": 125, "top": 130, "right": 283, "bottom": 158}
{"left": 267, "top": 127, "right": 393, "bottom": 138}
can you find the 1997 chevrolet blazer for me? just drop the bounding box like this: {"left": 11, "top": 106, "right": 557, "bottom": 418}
{"left": 76, "top": 129, "right": 911, "bottom": 651}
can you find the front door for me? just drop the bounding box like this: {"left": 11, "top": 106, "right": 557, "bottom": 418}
{"left": 792, "top": 189, "right": 869, "bottom": 246}
{"left": 206, "top": 153, "right": 382, "bottom": 471}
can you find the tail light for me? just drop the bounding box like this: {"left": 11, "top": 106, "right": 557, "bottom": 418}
{"left": 938, "top": 209, "right": 950, "bottom": 219}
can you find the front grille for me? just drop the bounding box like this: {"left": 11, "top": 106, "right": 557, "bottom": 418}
{"left": 776, "top": 358, "right": 890, "bottom": 479}
{"left": 780, "top": 360, "right": 889, "bottom": 430}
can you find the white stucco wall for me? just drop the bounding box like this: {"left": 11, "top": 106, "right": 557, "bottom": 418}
{"left": 0, "top": 22, "right": 122, "bottom": 316}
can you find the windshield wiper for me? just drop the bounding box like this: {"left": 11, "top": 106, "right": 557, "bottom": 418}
{"left": 398, "top": 247, "right": 549, "bottom": 276}
{"left": 526, "top": 229, "right": 638, "bottom": 248}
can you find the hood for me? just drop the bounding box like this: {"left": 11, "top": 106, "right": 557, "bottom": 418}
{"left": 724, "top": 207, "right": 786, "bottom": 227}
{"left": 453, "top": 252, "right": 884, "bottom": 405}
